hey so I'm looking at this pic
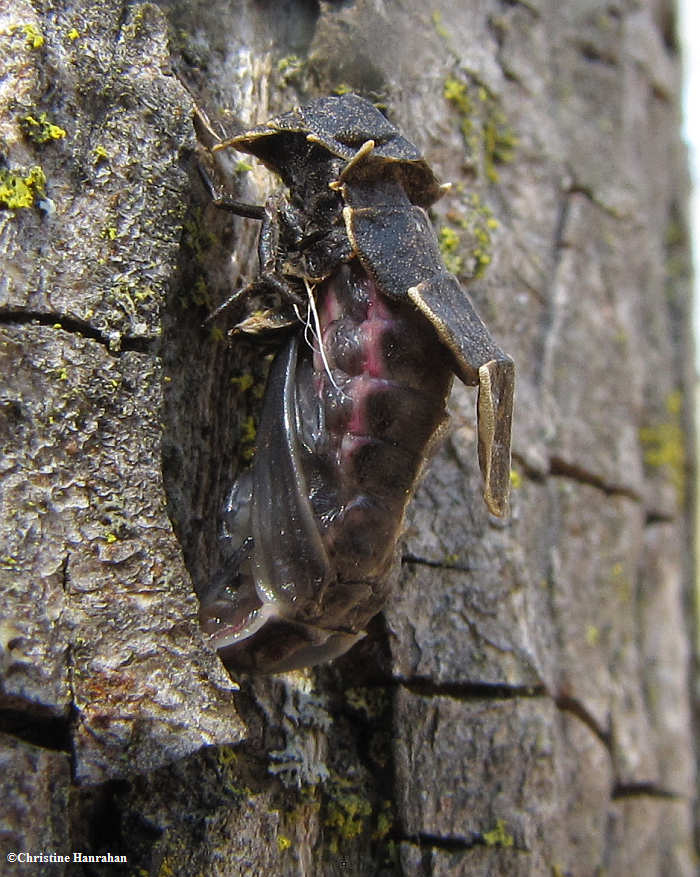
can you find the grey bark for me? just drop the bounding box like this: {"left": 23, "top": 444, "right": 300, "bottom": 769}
{"left": 0, "top": 0, "right": 696, "bottom": 875}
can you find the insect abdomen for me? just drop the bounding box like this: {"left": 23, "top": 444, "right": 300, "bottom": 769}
{"left": 305, "top": 259, "right": 454, "bottom": 582}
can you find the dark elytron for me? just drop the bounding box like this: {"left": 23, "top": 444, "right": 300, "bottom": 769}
{"left": 197, "top": 94, "right": 514, "bottom": 673}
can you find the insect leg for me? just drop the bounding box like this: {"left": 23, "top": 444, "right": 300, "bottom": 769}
{"left": 197, "top": 164, "right": 266, "bottom": 220}
{"left": 407, "top": 273, "right": 514, "bottom": 517}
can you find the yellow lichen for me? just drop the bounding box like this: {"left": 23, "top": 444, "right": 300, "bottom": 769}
{"left": 325, "top": 793, "right": 372, "bottom": 845}
{"left": 276, "top": 834, "right": 292, "bottom": 853}
{"left": 639, "top": 390, "right": 686, "bottom": 503}
{"left": 23, "top": 23, "right": 44, "bottom": 48}
{"left": 241, "top": 415, "right": 257, "bottom": 445}
{"left": 443, "top": 76, "right": 472, "bottom": 116}
{"left": 585, "top": 625, "right": 600, "bottom": 646}
{"left": 20, "top": 113, "right": 67, "bottom": 144}
{"left": 483, "top": 818, "right": 514, "bottom": 847}
{"left": 431, "top": 10, "right": 449, "bottom": 40}
{"left": 438, "top": 226, "right": 464, "bottom": 275}
{"left": 372, "top": 801, "right": 394, "bottom": 840}
{"left": 230, "top": 373, "right": 255, "bottom": 392}
{"left": 442, "top": 73, "right": 517, "bottom": 183}
{"left": 277, "top": 54, "right": 304, "bottom": 82}
{"left": 0, "top": 165, "right": 46, "bottom": 209}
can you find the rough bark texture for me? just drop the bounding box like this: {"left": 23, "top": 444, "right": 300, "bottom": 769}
{"left": 0, "top": 0, "right": 696, "bottom": 875}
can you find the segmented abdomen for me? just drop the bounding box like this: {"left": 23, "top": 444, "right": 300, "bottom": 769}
{"left": 302, "top": 259, "right": 454, "bottom": 582}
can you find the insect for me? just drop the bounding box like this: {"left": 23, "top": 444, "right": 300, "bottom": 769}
{"left": 197, "top": 94, "right": 514, "bottom": 674}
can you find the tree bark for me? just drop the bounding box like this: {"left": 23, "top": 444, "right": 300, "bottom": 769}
{"left": 0, "top": 0, "right": 696, "bottom": 874}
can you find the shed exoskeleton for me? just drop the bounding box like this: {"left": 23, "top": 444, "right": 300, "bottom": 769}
{"left": 197, "top": 94, "right": 514, "bottom": 674}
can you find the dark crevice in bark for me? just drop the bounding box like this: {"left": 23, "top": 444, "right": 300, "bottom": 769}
{"left": 645, "top": 509, "right": 676, "bottom": 525}
{"left": 401, "top": 553, "right": 476, "bottom": 573}
{"left": 554, "top": 693, "right": 611, "bottom": 748}
{"left": 65, "top": 645, "right": 80, "bottom": 781}
{"left": 403, "top": 830, "right": 524, "bottom": 854}
{"left": 549, "top": 456, "right": 641, "bottom": 502}
{"left": 511, "top": 450, "right": 548, "bottom": 481}
{"left": 500, "top": 0, "right": 540, "bottom": 17}
{"left": 60, "top": 553, "right": 70, "bottom": 593}
{"left": 576, "top": 42, "right": 617, "bottom": 67}
{"left": 565, "top": 182, "right": 630, "bottom": 219}
{"left": 612, "top": 781, "right": 682, "bottom": 801}
{"left": 397, "top": 676, "right": 546, "bottom": 702}
{"left": 411, "top": 831, "right": 478, "bottom": 851}
{"left": 0, "top": 706, "right": 72, "bottom": 753}
{"left": 512, "top": 450, "right": 641, "bottom": 502}
{"left": 0, "top": 309, "right": 158, "bottom": 355}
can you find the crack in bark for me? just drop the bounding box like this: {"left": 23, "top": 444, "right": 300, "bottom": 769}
{"left": 401, "top": 829, "right": 524, "bottom": 854}
{"left": 564, "top": 182, "right": 624, "bottom": 218}
{"left": 612, "top": 781, "right": 682, "bottom": 801}
{"left": 0, "top": 309, "right": 158, "bottom": 355}
{"left": 554, "top": 693, "right": 611, "bottom": 748}
{"left": 401, "top": 553, "right": 476, "bottom": 573}
{"left": 0, "top": 706, "right": 72, "bottom": 753}
{"left": 645, "top": 509, "right": 675, "bottom": 525}
{"left": 549, "top": 456, "right": 641, "bottom": 502}
{"left": 512, "top": 451, "right": 643, "bottom": 503}
{"left": 397, "top": 676, "right": 546, "bottom": 701}
{"left": 576, "top": 41, "right": 618, "bottom": 68}
{"left": 411, "top": 831, "right": 479, "bottom": 852}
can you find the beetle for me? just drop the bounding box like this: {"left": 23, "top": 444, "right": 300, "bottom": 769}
{"left": 197, "top": 94, "right": 514, "bottom": 674}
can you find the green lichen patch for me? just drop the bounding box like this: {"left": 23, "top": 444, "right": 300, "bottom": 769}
{"left": 431, "top": 10, "right": 450, "bottom": 41}
{"left": 0, "top": 165, "right": 46, "bottom": 209}
{"left": 316, "top": 765, "right": 397, "bottom": 862}
{"left": 20, "top": 112, "right": 67, "bottom": 145}
{"left": 639, "top": 389, "right": 686, "bottom": 504}
{"left": 372, "top": 800, "right": 394, "bottom": 841}
{"left": 344, "top": 687, "right": 390, "bottom": 720}
{"left": 442, "top": 73, "right": 517, "bottom": 183}
{"left": 323, "top": 774, "right": 373, "bottom": 854}
{"left": 438, "top": 225, "right": 464, "bottom": 275}
{"left": 277, "top": 54, "right": 305, "bottom": 84}
{"left": 482, "top": 817, "right": 514, "bottom": 847}
{"left": 439, "top": 193, "right": 500, "bottom": 278}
